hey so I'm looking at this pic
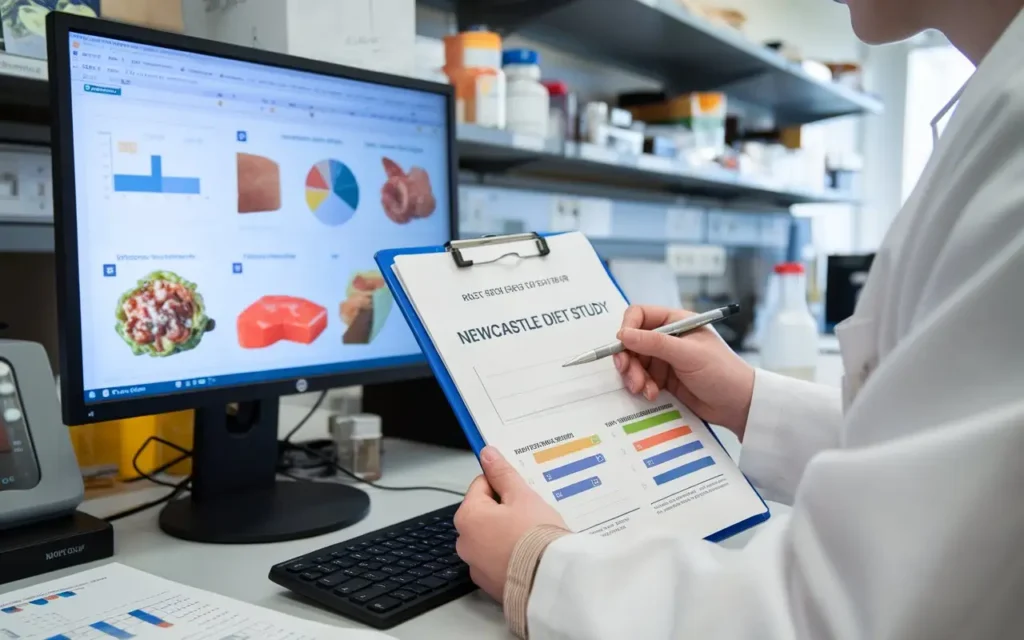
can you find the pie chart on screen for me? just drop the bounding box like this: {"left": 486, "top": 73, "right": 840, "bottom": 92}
{"left": 304, "top": 159, "right": 360, "bottom": 226}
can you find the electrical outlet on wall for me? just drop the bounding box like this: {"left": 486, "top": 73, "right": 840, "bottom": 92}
{"left": 666, "top": 244, "right": 727, "bottom": 276}
{"left": 549, "top": 196, "right": 581, "bottom": 232}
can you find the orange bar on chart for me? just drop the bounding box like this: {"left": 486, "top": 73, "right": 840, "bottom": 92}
{"left": 633, "top": 425, "right": 691, "bottom": 452}
{"left": 533, "top": 435, "right": 601, "bottom": 464}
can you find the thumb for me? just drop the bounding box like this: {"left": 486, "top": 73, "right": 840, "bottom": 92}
{"left": 620, "top": 327, "right": 686, "bottom": 361}
{"left": 479, "top": 446, "right": 524, "bottom": 499}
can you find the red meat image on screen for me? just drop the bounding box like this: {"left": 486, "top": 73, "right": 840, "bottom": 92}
{"left": 380, "top": 157, "right": 436, "bottom": 224}
{"left": 237, "top": 295, "right": 328, "bottom": 348}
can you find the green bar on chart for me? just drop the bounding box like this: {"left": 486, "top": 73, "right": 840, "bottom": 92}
{"left": 622, "top": 410, "right": 682, "bottom": 435}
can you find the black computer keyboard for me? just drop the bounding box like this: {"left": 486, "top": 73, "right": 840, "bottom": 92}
{"left": 268, "top": 503, "right": 475, "bottom": 629}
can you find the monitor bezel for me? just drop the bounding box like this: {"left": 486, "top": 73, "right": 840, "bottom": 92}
{"left": 48, "top": 13, "right": 459, "bottom": 426}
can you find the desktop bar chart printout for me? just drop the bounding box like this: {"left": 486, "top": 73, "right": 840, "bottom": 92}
{"left": 391, "top": 232, "right": 770, "bottom": 540}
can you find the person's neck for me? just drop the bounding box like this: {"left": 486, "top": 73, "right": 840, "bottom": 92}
{"left": 934, "top": 0, "right": 1024, "bottom": 65}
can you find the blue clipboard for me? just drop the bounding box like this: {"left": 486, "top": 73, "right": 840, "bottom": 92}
{"left": 375, "top": 232, "right": 770, "bottom": 541}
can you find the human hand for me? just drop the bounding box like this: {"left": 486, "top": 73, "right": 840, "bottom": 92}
{"left": 454, "top": 447, "right": 568, "bottom": 602}
{"left": 615, "top": 305, "right": 755, "bottom": 438}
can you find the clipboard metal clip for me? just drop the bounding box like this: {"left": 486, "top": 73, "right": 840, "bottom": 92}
{"left": 445, "top": 232, "right": 551, "bottom": 268}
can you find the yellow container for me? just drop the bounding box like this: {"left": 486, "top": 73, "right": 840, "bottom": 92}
{"left": 70, "top": 411, "right": 194, "bottom": 483}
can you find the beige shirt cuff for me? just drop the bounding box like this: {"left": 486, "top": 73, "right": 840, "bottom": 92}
{"left": 504, "top": 524, "right": 572, "bottom": 639}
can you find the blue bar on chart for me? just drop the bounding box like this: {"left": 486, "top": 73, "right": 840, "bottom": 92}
{"left": 553, "top": 476, "right": 602, "bottom": 501}
{"left": 643, "top": 441, "right": 704, "bottom": 468}
{"left": 90, "top": 621, "right": 135, "bottom": 639}
{"left": 2, "top": 606, "right": 21, "bottom": 614}
{"left": 45, "top": 635, "right": 72, "bottom": 640}
{"left": 653, "top": 456, "right": 716, "bottom": 486}
{"left": 543, "top": 454, "right": 606, "bottom": 482}
{"left": 113, "top": 156, "right": 201, "bottom": 195}
{"left": 29, "top": 599, "right": 48, "bottom": 606}
{"left": 129, "top": 609, "right": 173, "bottom": 628}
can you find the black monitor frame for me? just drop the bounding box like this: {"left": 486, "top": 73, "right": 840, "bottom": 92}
{"left": 49, "top": 13, "right": 459, "bottom": 427}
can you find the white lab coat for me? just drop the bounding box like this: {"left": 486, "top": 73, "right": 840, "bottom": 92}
{"left": 525, "top": 10, "right": 1024, "bottom": 640}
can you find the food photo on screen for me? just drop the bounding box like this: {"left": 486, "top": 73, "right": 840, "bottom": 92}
{"left": 236, "top": 295, "right": 328, "bottom": 349}
{"left": 380, "top": 157, "right": 436, "bottom": 224}
{"left": 339, "top": 270, "right": 392, "bottom": 344}
{"left": 114, "top": 270, "right": 213, "bottom": 357}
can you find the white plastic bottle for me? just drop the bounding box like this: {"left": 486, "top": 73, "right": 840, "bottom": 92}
{"left": 760, "top": 263, "right": 819, "bottom": 381}
{"left": 503, "top": 48, "right": 549, "bottom": 139}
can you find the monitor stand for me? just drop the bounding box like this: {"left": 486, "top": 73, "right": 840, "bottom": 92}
{"left": 158, "top": 398, "right": 369, "bottom": 544}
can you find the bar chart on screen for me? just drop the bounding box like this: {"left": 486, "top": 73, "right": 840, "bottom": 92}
{"left": 473, "top": 355, "right": 624, "bottom": 424}
{"left": 523, "top": 433, "right": 639, "bottom": 533}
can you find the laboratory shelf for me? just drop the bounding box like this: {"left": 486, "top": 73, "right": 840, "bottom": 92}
{"left": 0, "top": 221, "right": 54, "bottom": 252}
{"left": 456, "top": 124, "right": 856, "bottom": 207}
{"left": 425, "top": 0, "right": 883, "bottom": 125}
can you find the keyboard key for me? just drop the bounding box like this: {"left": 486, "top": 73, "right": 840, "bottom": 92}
{"left": 373, "top": 537, "right": 388, "bottom": 544}
{"left": 416, "top": 576, "right": 448, "bottom": 590}
{"left": 351, "top": 582, "right": 398, "bottom": 603}
{"left": 380, "top": 565, "right": 404, "bottom": 576}
{"left": 421, "top": 562, "right": 444, "bottom": 572}
{"left": 367, "top": 596, "right": 402, "bottom": 614}
{"left": 405, "top": 582, "right": 431, "bottom": 595}
{"left": 285, "top": 562, "right": 311, "bottom": 573}
{"left": 299, "top": 571, "right": 323, "bottom": 581}
{"left": 408, "top": 544, "right": 430, "bottom": 553}
{"left": 332, "top": 558, "right": 357, "bottom": 569}
{"left": 362, "top": 571, "right": 388, "bottom": 582}
{"left": 439, "top": 554, "right": 463, "bottom": 566}
{"left": 385, "top": 531, "right": 400, "bottom": 539}
{"left": 382, "top": 541, "right": 405, "bottom": 550}
{"left": 397, "top": 559, "right": 421, "bottom": 569}
{"left": 428, "top": 536, "right": 448, "bottom": 546}
{"left": 313, "top": 555, "right": 333, "bottom": 564}
{"left": 429, "top": 548, "right": 448, "bottom": 557}
{"left": 391, "top": 574, "right": 416, "bottom": 584}
{"left": 331, "top": 550, "right": 349, "bottom": 559}
{"left": 408, "top": 530, "right": 432, "bottom": 539}
{"left": 367, "top": 546, "right": 390, "bottom": 555}
{"left": 333, "top": 578, "right": 371, "bottom": 595}
{"left": 434, "top": 569, "right": 462, "bottom": 581}
{"left": 317, "top": 572, "right": 351, "bottom": 588}
{"left": 439, "top": 532, "right": 458, "bottom": 541}
{"left": 423, "top": 525, "right": 445, "bottom": 533}
{"left": 376, "top": 555, "right": 399, "bottom": 565}
{"left": 406, "top": 567, "right": 432, "bottom": 577}
{"left": 349, "top": 552, "right": 372, "bottom": 561}
{"left": 390, "top": 549, "right": 413, "bottom": 558}
{"left": 411, "top": 553, "right": 434, "bottom": 563}
{"left": 343, "top": 567, "right": 366, "bottom": 578}
{"left": 358, "top": 562, "right": 382, "bottom": 571}
{"left": 396, "top": 536, "right": 416, "bottom": 544}
{"left": 391, "top": 589, "right": 416, "bottom": 602}
{"left": 315, "top": 565, "right": 337, "bottom": 574}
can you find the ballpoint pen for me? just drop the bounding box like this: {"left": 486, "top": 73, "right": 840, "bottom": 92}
{"left": 562, "top": 304, "right": 741, "bottom": 367}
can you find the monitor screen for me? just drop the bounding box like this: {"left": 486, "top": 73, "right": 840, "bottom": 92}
{"left": 63, "top": 31, "right": 452, "bottom": 406}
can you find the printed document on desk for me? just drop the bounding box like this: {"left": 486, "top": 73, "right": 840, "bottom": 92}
{"left": 0, "top": 563, "right": 391, "bottom": 640}
{"left": 392, "top": 232, "right": 767, "bottom": 539}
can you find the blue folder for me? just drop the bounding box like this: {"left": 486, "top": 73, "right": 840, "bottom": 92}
{"left": 375, "top": 233, "right": 770, "bottom": 542}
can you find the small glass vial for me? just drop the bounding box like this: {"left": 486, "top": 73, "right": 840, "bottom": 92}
{"left": 330, "top": 413, "right": 383, "bottom": 481}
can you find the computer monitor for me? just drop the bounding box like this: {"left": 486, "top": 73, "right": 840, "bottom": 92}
{"left": 47, "top": 13, "right": 457, "bottom": 543}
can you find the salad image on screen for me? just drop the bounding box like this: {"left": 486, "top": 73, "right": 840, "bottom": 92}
{"left": 1, "top": 0, "right": 99, "bottom": 59}
{"left": 380, "top": 157, "right": 436, "bottom": 224}
{"left": 340, "top": 270, "right": 392, "bottom": 344}
{"left": 115, "top": 271, "right": 213, "bottom": 357}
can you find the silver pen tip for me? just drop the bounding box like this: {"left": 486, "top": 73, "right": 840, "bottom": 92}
{"left": 562, "top": 353, "right": 592, "bottom": 367}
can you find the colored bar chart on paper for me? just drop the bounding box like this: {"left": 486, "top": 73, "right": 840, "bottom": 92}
{"left": 113, "top": 155, "right": 201, "bottom": 194}
{"left": 128, "top": 609, "right": 173, "bottom": 628}
{"left": 543, "top": 453, "right": 606, "bottom": 482}
{"left": 652, "top": 456, "right": 716, "bottom": 486}
{"left": 622, "top": 409, "right": 682, "bottom": 435}
{"left": 553, "top": 476, "right": 602, "bottom": 501}
{"left": 643, "top": 441, "right": 704, "bottom": 468}
{"left": 1, "top": 607, "right": 20, "bottom": 614}
{"left": 90, "top": 620, "right": 135, "bottom": 639}
{"left": 533, "top": 435, "right": 601, "bottom": 464}
{"left": 633, "top": 425, "right": 692, "bottom": 452}
{"left": 57, "top": 592, "right": 76, "bottom": 598}
{"left": 29, "top": 599, "right": 48, "bottom": 606}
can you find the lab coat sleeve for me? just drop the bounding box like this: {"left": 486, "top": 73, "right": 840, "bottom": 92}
{"left": 737, "top": 370, "right": 843, "bottom": 505}
{"left": 524, "top": 121, "right": 1024, "bottom": 638}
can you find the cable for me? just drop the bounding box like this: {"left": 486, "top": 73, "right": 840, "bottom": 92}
{"left": 129, "top": 436, "right": 192, "bottom": 489}
{"left": 103, "top": 476, "right": 191, "bottom": 523}
{"left": 281, "top": 440, "right": 465, "bottom": 498}
{"left": 282, "top": 391, "right": 327, "bottom": 443}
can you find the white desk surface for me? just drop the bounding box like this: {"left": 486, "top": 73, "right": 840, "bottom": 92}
{"left": 2, "top": 356, "right": 843, "bottom": 639}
